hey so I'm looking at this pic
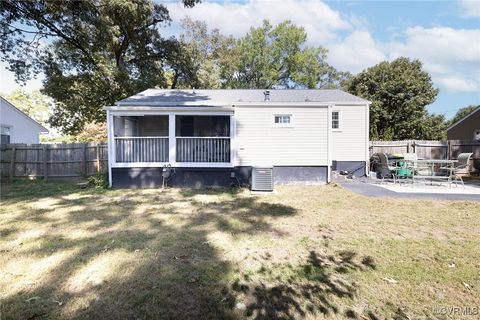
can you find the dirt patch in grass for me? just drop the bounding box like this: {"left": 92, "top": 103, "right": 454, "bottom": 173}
{"left": 0, "top": 179, "right": 479, "bottom": 319}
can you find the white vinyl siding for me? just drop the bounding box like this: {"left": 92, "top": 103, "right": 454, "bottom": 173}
{"left": 331, "top": 105, "right": 368, "bottom": 161}
{"left": 0, "top": 98, "right": 46, "bottom": 144}
{"left": 235, "top": 106, "right": 328, "bottom": 166}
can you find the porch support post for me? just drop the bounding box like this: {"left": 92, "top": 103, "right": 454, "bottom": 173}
{"left": 230, "top": 114, "right": 236, "bottom": 166}
{"left": 168, "top": 114, "right": 176, "bottom": 164}
{"left": 106, "top": 110, "right": 113, "bottom": 187}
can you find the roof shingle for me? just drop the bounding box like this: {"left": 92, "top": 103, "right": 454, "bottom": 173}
{"left": 116, "top": 89, "right": 369, "bottom": 106}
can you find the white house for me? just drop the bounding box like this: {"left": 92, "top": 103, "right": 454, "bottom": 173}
{"left": 0, "top": 96, "right": 49, "bottom": 144}
{"left": 104, "top": 89, "right": 370, "bottom": 188}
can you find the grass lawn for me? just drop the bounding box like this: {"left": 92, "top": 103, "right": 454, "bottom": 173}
{"left": 0, "top": 179, "right": 479, "bottom": 319}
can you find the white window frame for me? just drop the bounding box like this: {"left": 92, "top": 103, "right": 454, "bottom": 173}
{"left": 0, "top": 124, "right": 12, "bottom": 144}
{"left": 273, "top": 114, "right": 293, "bottom": 127}
{"left": 474, "top": 129, "right": 480, "bottom": 141}
{"left": 331, "top": 111, "right": 341, "bottom": 131}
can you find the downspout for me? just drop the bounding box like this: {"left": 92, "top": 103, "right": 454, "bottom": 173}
{"left": 365, "top": 103, "right": 370, "bottom": 175}
{"left": 327, "top": 105, "right": 333, "bottom": 183}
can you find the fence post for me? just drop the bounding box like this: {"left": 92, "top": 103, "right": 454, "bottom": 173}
{"left": 43, "top": 144, "right": 48, "bottom": 180}
{"left": 447, "top": 140, "right": 451, "bottom": 160}
{"left": 96, "top": 144, "right": 100, "bottom": 172}
{"left": 82, "top": 144, "right": 87, "bottom": 175}
{"left": 9, "top": 146, "right": 15, "bottom": 179}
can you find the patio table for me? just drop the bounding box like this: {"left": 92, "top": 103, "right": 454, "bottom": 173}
{"left": 411, "top": 159, "right": 458, "bottom": 187}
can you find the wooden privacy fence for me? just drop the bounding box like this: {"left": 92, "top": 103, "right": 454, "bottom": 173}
{"left": 370, "top": 140, "right": 480, "bottom": 160}
{"left": 0, "top": 143, "right": 108, "bottom": 179}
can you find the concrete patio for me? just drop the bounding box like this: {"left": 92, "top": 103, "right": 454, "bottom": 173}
{"left": 337, "top": 176, "right": 480, "bottom": 201}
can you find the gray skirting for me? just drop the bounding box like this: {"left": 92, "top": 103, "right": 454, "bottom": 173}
{"left": 111, "top": 166, "right": 328, "bottom": 188}
{"left": 331, "top": 161, "right": 366, "bottom": 177}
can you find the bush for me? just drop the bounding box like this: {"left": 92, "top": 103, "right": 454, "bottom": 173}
{"left": 87, "top": 172, "right": 109, "bottom": 189}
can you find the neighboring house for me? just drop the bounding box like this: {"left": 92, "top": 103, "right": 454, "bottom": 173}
{"left": 447, "top": 107, "right": 480, "bottom": 141}
{"left": 0, "top": 96, "right": 48, "bottom": 144}
{"left": 104, "top": 89, "right": 370, "bottom": 188}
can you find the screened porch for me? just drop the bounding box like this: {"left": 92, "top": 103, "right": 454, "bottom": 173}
{"left": 113, "top": 115, "right": 231, "bottom": 164}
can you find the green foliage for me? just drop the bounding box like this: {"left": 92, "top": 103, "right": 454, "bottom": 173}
{"left": 87, "top": 171, "right": 109, "bottom": 189}
{"left": 75, "top": 122, "right": 107, "bottom": 142}
{"left": 40, "top": 135, "right": 76, "bottom": 143}
{"left": 0, "top": 0, "right": 198, "bottom": 134}
{"left": 1, "top": 89, "right": 52, "bottom": 128}
{"left": 220, "top": 20, "right": 348, "bottom": 89}
{"left": 170, "top": 17, "right": 235, "bottom": 89}
{"left": 418, "top": 113, "right": 448, "bottom": 140}
{"left": 448, "top": 105, "right": 479, "bottom": 126}
{"left": 344, "top": 57, "right": 442, "bottom": 140}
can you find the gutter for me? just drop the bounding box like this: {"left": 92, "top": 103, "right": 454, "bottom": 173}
{"left": 104, "top": 101, "right": 371, "bottom": 111}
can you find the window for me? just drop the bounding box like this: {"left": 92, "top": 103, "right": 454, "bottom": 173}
{"left": 332, "top": 111, "right": 339, "bottom": 129}
{"left": 274, "top": 115, "right": 291, "bottom": 124}
{"left": 1, "top": 125, "right": 10, "bottom": 144}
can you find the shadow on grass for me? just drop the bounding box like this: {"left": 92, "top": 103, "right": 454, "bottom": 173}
{"left": 228, "top": 250, "right": 377, "bottom": 319}
{"left": 0, "top": 179, "right": 379, "bottom": 319}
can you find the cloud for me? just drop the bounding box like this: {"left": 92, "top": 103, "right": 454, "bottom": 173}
{"left": 327, "top": 31, "right": 386, "bottom": 73}
{"left": 435, "top": 76, "right": 479, "bottom": 92}
{"left": 387, "top": 27, "right": 480, "bottom": 92}
{"left": 459, "top": 0, "right": 480, "bottom": 18}
{"left": 389, "top": 27, "right": 480, "bottom": 65}
{"left": 168, "top": 0, "right": 351, "bottom": 43}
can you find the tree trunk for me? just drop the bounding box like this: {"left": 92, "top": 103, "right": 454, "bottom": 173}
{"left": 171, "top": 69, "right": 178, "bottom": 89}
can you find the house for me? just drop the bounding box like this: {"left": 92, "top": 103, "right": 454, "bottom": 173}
{"left": 447, "top": 107, "right": 480, "bottom": 141}
{"left": 104, "top": 89, "right": 370, "bottom": 188}
{"left": 0, "top": 96, "right": 48, "bottom": 144}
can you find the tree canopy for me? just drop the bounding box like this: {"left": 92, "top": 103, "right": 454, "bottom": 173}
{"left": 0, "top": 0, "right": 198, "bottom": 134}
{"left": 174, "top": 19, "right": 349, "bottom": 90}
{"left": 219, "top": 20, "right": 348, "bottom": 89}
{"left": 343, "top": 57, "right": 446, "bottom": 140}
{"left": 448, "top": 105, "right": 479, "bottom": 127}
{"left": 2, "top": 89, "right": 52, "bottom": 128}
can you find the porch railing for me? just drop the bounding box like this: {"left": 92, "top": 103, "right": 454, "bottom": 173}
{"left": 176, "top": 137, "right": 231, "bottom": 163}
{"left": 115, "top": 137, "right": 168, "bottom": 163}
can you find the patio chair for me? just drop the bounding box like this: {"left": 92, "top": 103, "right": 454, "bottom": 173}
{"left": 377, "top": 153, "right": 397, "bottom": 184}
{"left": 402, "top": 153, "right": 418, "bottom": 172}
{"left": 402, "top": 153, "right": 418, "bottom": 163}
{"left": 448, "top": 153, "right": 473, "bottom": 188}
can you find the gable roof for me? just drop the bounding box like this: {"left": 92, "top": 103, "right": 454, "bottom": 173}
{"left": 447, "top": 106, "right": 480, "bottom": 131}
{"left": 0, "top": 96, "right": 49, "bottom": 133}
{"left": 115, "top": 89, "right": 370, "bottom": 106}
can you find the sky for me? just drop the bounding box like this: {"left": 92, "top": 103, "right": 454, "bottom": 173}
{"left": 1, "top": 0, "right": 479, "bottom": 119}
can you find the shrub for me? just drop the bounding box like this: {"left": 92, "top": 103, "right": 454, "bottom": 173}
{"left": 87, "top": 172, "right": 109, "bottom": 189}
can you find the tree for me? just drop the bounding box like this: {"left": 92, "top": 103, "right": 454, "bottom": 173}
{"left": 75, "top": 122, "right": 107, "bottom": 142}
{"left": 2, "top": 89, "right": 52, "bottom": 128}
{"left": 448, "top": 105, "right": 479, "bottom": 126}
{"left": 220, "top": 20, "right": 348, "bottom": 89}
{"left": 418, "top": 113, "right": 448, "bottom": 140}
{"left": 0, "top": 0, "right": 198, "bottom": 134}
{"left": 344, "top": 57, "right": 442, "bottom": 140}
{"left": 170, "top": 17, "right": 235, "bottom": 89}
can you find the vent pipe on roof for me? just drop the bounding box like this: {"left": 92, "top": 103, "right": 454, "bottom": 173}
{"left": 263, "top": 90, "right": 270, "bottom": 101}
{"left": 192, "top": 87, "right": 195, "bottom": 94}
